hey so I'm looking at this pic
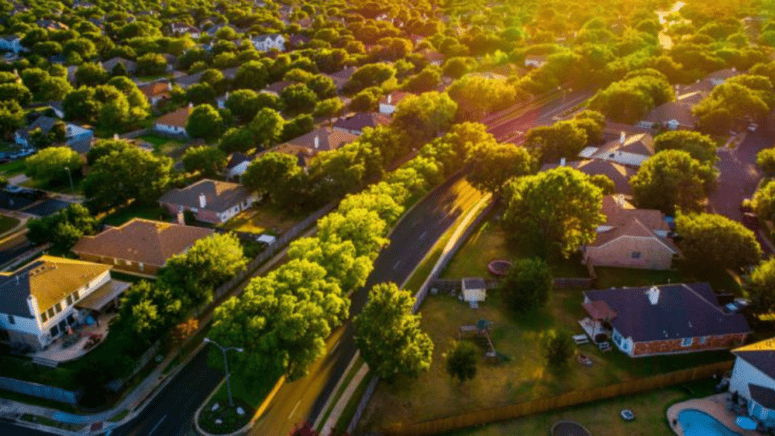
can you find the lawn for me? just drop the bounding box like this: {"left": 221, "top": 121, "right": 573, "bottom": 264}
{"left": 137, "top": 134, "right": 188, "bottom": 157}
{"left": 0, "top": 214, "right": 20, "bottom": 235}
{"left": 222, "top": 205, "right": 303, "bottom": 236}
{"left": 21, "top": 176, "right": 83, "bottom": 195}
{"left": 100, "top": 203, "right": 168, "bottom": 227}
{"left": 447, "top": 379, "right": 717, "bottom": 436}
{"left": 0, "top": 159, "right": 26, "bottom": 176}
{"left": 356, "top": 288, "right": 731, "bottom": 432}
{"left": 198, "top": 369, "right": 276, "bottom": 435}
{"left": 440, "top": 213, "right": 589, "bottom": 280}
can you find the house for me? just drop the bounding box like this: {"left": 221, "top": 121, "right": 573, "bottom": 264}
{"left": 15, "top": 116, "right": 94, "bottom": 153}
{"left": 250, "top": 34, "right": 285, "bottom": 52}
{"left": 326, "top": 67, "right": 356, "bottom": 91}
{"left": 225, "top": 152, "right": 253, "bottom": 180}
{"left": 0, "top": 35, "right": 23, "bottom": 54}
{"left": 288, "top": 34, "right": 310, "bottom": 48}
{"left": 578, "top": 132, "right": 654, "bottom": 168}
{"left": 173, "top": 71, "right": 205, "bottom": 89}
{"left": 421, "top": 49, "right": 444, "bottom": 66}
{"left": 262, "top": 80, "right": 292, "bottom": 96}
{"left": 580, "top": 283, "right": 750, "bottom": 357}
{"left": 333, "top": 112, "right": 390, "bottom": 135}
{"left": 139, "top": 81, "right": 172, "bottom": 107}
{"left": 525, "top": 55, "right": 547, "bottom": 68}
{"left": 729, "top": 338, "right": 775, "bottom": 431}
{"left": 72, "top": 219, "right": 214, "bottom": 276}
{"left": 582, "top": 195, "right": 680, "bottom": 270}
{"left": 206, "top": 23, "right": 243, "bottom": 37}
{"left": 379, "top": 91, "right": 413, "bottom": 115}
{"left": 170, "top": 23, "right": 201, "bottom": 39}
{"left": 158, "top": 179, "right": 258, "bottom": 224}
{"left": 274, "top": 128, "right": 357, "bottom": 159}
{"left": 101, "top": 57, "right": 137, "bottom": 75}
{"left": 0, "top": 256, "right": 131, "bottom": 351}
{"left": 541, "top": 159, "right": 637, "bottom": 195}
{"left": 153, "top": 106, "right": 190, "bottom": 138}
{"left": 461, "top": 277, "right": 486, "bottom": 308}
{"left": 637, "top": 102, "right": 696, "bottom": 130}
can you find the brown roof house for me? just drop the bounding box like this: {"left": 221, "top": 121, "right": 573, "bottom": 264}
{"left": 333, "top": 112, "right": 390, "bottom": 136}
{"left": 541, "top": 159, "right": 637, "bottom": 195}
{"left": 637, "top": 102, "right": 697, "bottom": 130}
{"left": 72, "top": 219, "right": 214, "bottom": 276}
{"left": 153, "top": 105, "right": 191, "bottom": 138}
{"left": 158, "top": 179, "right": 258, "bottom": 224}
{"left": 580, "top": 283, "right": 751, "bottom": 357}
{"left": 272, "top": 128, "right": 358, "bottom": 167}
{"left": 729, "top": 338, "right": 775, "bottom": 430}
{"left": 379, "top": 91, "right": 413, "bottom": 115}
{"left": 139, "top": 81, "right": 172, "bottom": 107}
{"left": 578, "top": 132, "right": 655, "bottom": 168}
{"left": 0, "top": 256, "right": 131, "bottom": 351}
{"left": 582, "top": 195, "right": 680, "bottom": 270}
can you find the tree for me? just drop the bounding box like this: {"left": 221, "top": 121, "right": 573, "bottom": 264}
{"left": 26, "top": 204, "right": 97, "bottom": 250}
{"left": 500, "top": 257, "right": 553, "bottom": 313}
{"left": 752, "top": 181, "right": 775, "bottom": 221}
{"left": 465, "top": 142, "right": 534, "bottom": 194}
{"left": 0, "top": 100, "right": 25, "bottom": 141}
{"left": 186, "top": 82, "right": 216, "bottom": 105}
{"left": 159, "top": 233, "right": 247, "bottom": 309}
{"left": 542, "top": 329, "right": 574, "bottom": 368}
{"left": 630, "top": 150, "right": 716, "bottom": 215}
{"left": 317, "top": 208, "right": 389, "bottom": 259}
{"left": 75, "top": 62, "right": 108, "bottom": 86}
{"left": 757, "top": 148, "right": 775, "bottom": 177}
{"left": 235, "top": 60, "right": 269, "bottom": 90}
{"left": 447, "top": 75, "right": 522, "bottom": 121}
{"left": 181, "top": 146, "right": 227, "bottom": 177}
{"left": 523, "top": 121, "right": 588, "bottom": 163}
{"left": 307, "top": 75, "right": 337, "bottom": 100}
{"left": 588, "top": 74, "right": 675, "bottom": 123}
{"left": 589, "top": 174, "right": 615, "bottom": 195}
{"left": 0, "top": 83, "right": 32, "bottom": 106}
{"left": 25, "top": 146, "right": 82, "bottom": 185}
{"left": 676, "top": 213, "right": 762, "bottom": 270}
{"left": 280, "top": 83, "right": 318, "bottom": 116}
{"left": 281, "top": 115, "right": 315, "bottom": 142}
{"left": 118, "top": 281, "right": 181, "bottom": 345}
{"left": 314, "top": 98, "right": 344, "bottom": 118}
{"left": 403, "top": 65, "right": 442, "bottom": 93}
{"left": 219, "top": 127, "right": 255, "bottom": 154}
{"left": 137, "top": 53, "right": 168, "bottom": 75}
{"left": 83, "top": 147, "right": 173, "bottom": 207}
{"left": 654, "top": 131, "right": 718, "bottom": 164}
{"left": 502, "top": 168, "right": 605, "bottom": 257}
{"left": 392, "top": 92, "right": 457, "bottom": 145}
{"left": 186, "top": 104, "right": 224, "bottom": 140}
{"left": 288, "top": 237, "right": 373, "bottom": 294}
{"left": 693, "top": 78, "right": 771, "bottom": 135}
{"left": 86, "top": 139, "right": 133, "bottom": 165}
{"left": 249, "top": 108, "right": 285, "bottom": 148}
{"left": 242, "top": 152, "right": 300, "bottom": 202}
{"left": 344, "top": 63, "right": 396, "bottom": 93}
{"left": 445, "top": 341, "right": 478, "bottom": 383}
{"left": 225, "top": 89, "right": 260, "bottom": 124}
{"left": 354, "top": 283, "right": 433, "bottom": 383}
{"left": 349, "top": 89, "right": 381, "bottom": 112}
{"left": 171, "top": 318, "right": 199, "bottom": 347}
{"left": 747, "top": 258, "right": 775, "bottom": 314}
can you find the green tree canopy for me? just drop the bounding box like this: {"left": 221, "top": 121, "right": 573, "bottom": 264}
{"left": 465, "top": 141, "right": 535, "bottom": 194}
{"left": 186, "top": 104, "right": 224, "bottom": 140}
{"left": 25, "top": 146, "right": 82, "bottom": 185}
{"left": 242, "top": 152, "right": 301, "bottom": 203}
{"left": 83, "top": 147, "right": 173, "bottom": 207}
{"left": 392, "top": 92, "right": 457, "bottom": 146}
{"left": 500, "top": 257, "right": 553, "bottom": 313}
{"left": 181, "top": 146, "right": 227, "bottom": 177}
{"left": 445, "top": 340, "right": 478, "bottom": 383}
{"left": 747, "top": 258, "right": 775, "bottom": 315}
{"left": 654, "top": 130, "right": 718, "bottom": 164}
{"left": 676, "top": 213, "right": 762, "bottom": 270}
{"left": 630, "top": 150, "right": 716, "bottom": 214}
{"left": 542, "top": 329, "right": 574, "bottom": 368}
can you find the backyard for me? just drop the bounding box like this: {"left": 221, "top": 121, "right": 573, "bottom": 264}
{"left": 99, "top": 203, "right": 169, "bottom": 227}
{"left": 221, "top": 205, "right": 303, "bottom": 236}
{"left": 137, "top": 134, "right": 188, "bottom": 158}
{"left": 0, "top": 159, "right": 26, "bottom": 177}
{"left": 447, "top": 379, "right": 718, "bottom": 436}
{"left": 0, "top": 214, "right": 21, "bottom": 235}
{"left": 356, "top": 289, "right": 731, "bottom": 432}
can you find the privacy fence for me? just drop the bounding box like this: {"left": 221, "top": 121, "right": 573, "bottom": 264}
{"left": 382, "top": 360, "right": 733, "bottom": 436}
{"left": 0, "top": 376, "right": 81, "bottom": 405}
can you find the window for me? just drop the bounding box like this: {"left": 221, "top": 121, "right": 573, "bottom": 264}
{"left": 139, "top": 262, "right": 144, "bottom": 271}
{"left": 681, "top": 337, "right": 693, "bottom": 347}
{"left": 55, "top": 303, "right": 62, "bottom": 313}
{"left": 631, "top": 251, "right": 642, "bottom": 259}
{"left": 7, "top": 314, "right": 14, "bottom": 324}
{"left": 66, "top": 295, "right": 73, "bottom": 306}
{"left": 73, "top": 289, "right": 79, "bottom": 300}
{"left": 700, "top": 336, "right": 708, "bottom": 344}
{"left": 47, "top": 307, "right": 55, "bottom": 318}
{"left": 50, "top": 325, "right": 59, "bottom": 337}
{"left": 41, "top": 312, "right": 47, "bottom": 323}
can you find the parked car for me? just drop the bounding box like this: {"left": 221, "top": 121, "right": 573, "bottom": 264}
{"left": 742, "top": 212, "right": 760, "bottom": 231}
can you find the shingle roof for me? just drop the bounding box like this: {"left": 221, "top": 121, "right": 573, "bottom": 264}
{"left": 596, "top": 133, "right": 655, "bottom": 157}
{"left": 72, "top": 219, "right": 214, "bottom": 269}
{"left": 643, "top": 102, "right": 696, "bottom": 126}
{"left": 155, "top": 106, "right": 190, "bottom": 128}
{"left": 283, "top": 128, "right": 358, "bottom": 153}
{"left": 749, "top": 384, "right": 775, "bottom": 409}
{"left": 379, "top": 91, "right": 413, "bottom": 106}
{"left": 263, "top": 80, "right": 292, "bottom": 94}
{"left": 226, "top": 152, "right": 252, "bottom": 170}
{"left": 101, "top": 57, "right": 137, "bottom": 73}
{"left": 583, "top": 283, "right": 751, "bottom": 342}
{"left": 140, "top": 81, "right": 171, "bottom": 99}
{"left": 158, "top": 179, "right": 253, "bottom": 213}
{"left": 733, "top": 338, "right": 775, "bottom": 380}
{"left": 333, "top": 112, "right": 390, "bottom": 133}
{"left": 541, "top": 160, "right": 636, "bottom": 195}
{"left": 589, "top": 195, "right": 678, "bottom": 252}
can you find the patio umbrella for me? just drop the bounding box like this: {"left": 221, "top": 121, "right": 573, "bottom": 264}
{"left": 736, "top": 416, "right": 757, "bottom": 430}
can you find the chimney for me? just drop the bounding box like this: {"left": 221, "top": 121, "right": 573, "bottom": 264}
{"left": 176, "top": 210, "right": 185, "bottom": 224}
{"left": 647, "top": 286, "right": 660, "bottom": 305}
{"left": 168, "top": 82, "right": 173, "bottom": 91}
{"left": 560, "top": 157, "right": 565, "bottom": 166}
{"left": 619, "top": 131, "right": 625, "bottom": 144}
{"left": 387, "top": 94, "right": 392, "bottom": 104}
{"left": 314, "top": 135, "right": 319, "bottom": 149}
{"left": 199, "top": 192, "right": 206, "bottom": 208}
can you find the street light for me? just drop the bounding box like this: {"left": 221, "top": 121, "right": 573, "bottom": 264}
{"left": 203, "top": 338, "right": 244, "bottom": 408}
{"left": 64, "top": 166, "right": 74, "bottom": 194}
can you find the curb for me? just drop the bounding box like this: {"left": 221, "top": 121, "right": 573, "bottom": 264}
{"left": 312, "top": 351, "right": 361, "bottom": 430}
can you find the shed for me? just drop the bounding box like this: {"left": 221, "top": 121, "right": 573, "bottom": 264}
{"left": 462, "top": 277, "right": 486, "bottom": 307}
{"left": 257, "top": 234, "right": 276, "bottom": 245}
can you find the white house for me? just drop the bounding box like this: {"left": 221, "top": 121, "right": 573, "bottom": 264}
{"left": 525, "top": 55, "right": 547, "bottom": 68}
{"left": 251, "top": 34, "right": 285, "bottom": 52}
{"left": 0, "top": 256, "right": 130, "bottom": 351}
{"left": 461, "top": 277, "right": 486, "bottom": 308}
{"left": 153, "top": 106, "right": 190, "bottom": 138}
{"left": 225, "top": 152, "right": 253, "bottom": 180}
{"left": 730, "top": 339, "right": 775, "bottom": 431}
{"left": 637, "top": 102, "right": 697, "bottom": 131}
{"left": 170, "top": 23, "right": 201, "bottom": 39}
{"left": 0, "top": 35, "right": 24, "bottom": 54}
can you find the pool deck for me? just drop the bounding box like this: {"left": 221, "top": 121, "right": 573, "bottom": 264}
{"left": 667, "top": 393, "right": 764, "bottom": 436}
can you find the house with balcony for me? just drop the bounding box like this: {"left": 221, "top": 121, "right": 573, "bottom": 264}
{"left": 0, "top": 256, "right": 131, "bottom": 351}
{"left": 158, "top": 179, "right": 258, "bottom": 224}
{"left": 580, "top": 283, "right": 750, "bottom": 357}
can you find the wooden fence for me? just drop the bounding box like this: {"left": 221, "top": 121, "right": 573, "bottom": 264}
{"left": 382, "top": 360, "right": 733, "bottom": 436}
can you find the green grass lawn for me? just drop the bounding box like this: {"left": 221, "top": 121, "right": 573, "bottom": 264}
{"left": 0, "top": 159, "right": 26, "bottom": 176}
{"left": 100, "top": 203, "right": 168, "bottom": 227}
{"left": 222, "top": 205, "right": 303, "bottom": 236}
{"left": 21, "top": 175, "right": 84, "bottom": 195}
{"left": 137, "top": 134, "right": 187, "bottom": 157}
{"left": 0, "top": 214, "right": 21, "bottom": 235}
{"left": 446, "top": 379, "right": 717, "bottom": 436}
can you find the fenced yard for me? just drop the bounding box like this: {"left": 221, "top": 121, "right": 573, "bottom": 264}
{"left": 221, "top": 205, "right": 304, "bottom": 235}
{"left": 356, "top": 288, "right": 732, "bottom": 433}
{"left": 137, "top": 134, "right": 188, "bottom": 157}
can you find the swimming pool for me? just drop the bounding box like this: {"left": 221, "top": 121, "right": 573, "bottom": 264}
{"left": 678, "top": 409, "right": 743, "bottom": 436}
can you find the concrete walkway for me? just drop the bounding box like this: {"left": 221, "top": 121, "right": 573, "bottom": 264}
{"left": 667, "top": 393, "right": 764, "bottom": 436}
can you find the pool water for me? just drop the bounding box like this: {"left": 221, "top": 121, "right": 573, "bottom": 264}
{"left": 678, "top": 409, "right": 743, "bottom": 436}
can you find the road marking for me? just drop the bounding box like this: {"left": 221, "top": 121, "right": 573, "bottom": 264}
{"left": 418, "top": 231, "right": 427, "bottom": 240}
{"left": 149, "top": 415, "right": 166, "bottom": 435}
{"left": 329, "top": 340, "right": 341, "bottom": 355}
{"left": 393, "top": 260, "right": 400, "bottom": 270}
{"left": 288, "top": 400, "right": 301, "bottom": 420}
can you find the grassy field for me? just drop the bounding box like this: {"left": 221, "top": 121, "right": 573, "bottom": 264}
{"left": 0, "top": 159, "right": 26, "bottom": 176}
{"left": 138, "top": 134, "right": 188, "bottom": 157}
{"left": 0, "top": 214, "right": 20, "bottom": 235}
{"left": 357, "top": 288, "right": 730, "bottom": 432}
{"left": 222, "top": 206, "right": 303, "bottom": 235}
{"left": 447, "top": 379, "right": 717, "bottom": 436}
{"left": 100, "top": 203, "right": 168, "bottom": 226}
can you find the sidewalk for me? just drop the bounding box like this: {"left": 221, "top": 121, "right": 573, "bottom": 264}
{"left": 0, "top": 227, "right": 311, "bottom": 435}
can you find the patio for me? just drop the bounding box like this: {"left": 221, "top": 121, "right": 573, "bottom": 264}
{"left": 667, "top": 393, "right": 765, "bottom": 436}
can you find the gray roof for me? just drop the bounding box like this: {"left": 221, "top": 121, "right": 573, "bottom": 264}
{"left": 101, "top": 57, "right": 137, "bottom": 73}
{"left": 749, "top": 384, "right": 775, "bottom": 409}
{"left": 158, "top": 179, "right": 253, "bottom": 213}
{"left": 174, "top": 71, "right": 204, "bottom": 88}
{"left": 735, "top": 349, "right": 775, "bottom": 380}
{"left": 583, "top": 283, "right": 751, "bottom": 343}
{"left": 68, "top": 137, "right": 92, "bottom": 154}
{"left": 0, "top": 271, "right": 33, "bottom": 318}
{"left": 221, "top": 67, "right": 239, "bottom": 80}
{"left": 17, "top": 116, "right": 58, "bottom": 142}
{"left": 462, "top": 277, "right": 486, "bottom": 289}
{"left": 227, "top": 152, "right": 252, "bottom": 169}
